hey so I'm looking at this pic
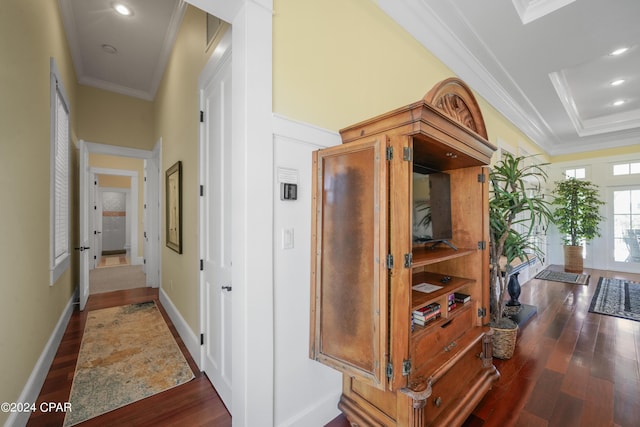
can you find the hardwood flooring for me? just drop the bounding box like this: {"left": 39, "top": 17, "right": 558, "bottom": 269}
{"left": 27, "top": 288, "right": 231, "bottom": 427}
{"left": 327, "top": 266, "right": 640, "bottom": 427}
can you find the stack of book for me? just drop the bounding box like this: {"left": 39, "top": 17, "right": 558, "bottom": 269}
{"left": 412, "top": 302, "right": 441, "bottom": 326}
{"left": 453, "top": 292, "right": 471, "bottom": 305}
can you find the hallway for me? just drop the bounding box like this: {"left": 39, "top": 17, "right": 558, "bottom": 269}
{"left": 27, "top": 288, "right": 231, "bottom": 426}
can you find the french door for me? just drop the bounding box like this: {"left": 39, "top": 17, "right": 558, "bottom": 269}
{"left": 609, "top": 186, "right": 640, "bottom": 272}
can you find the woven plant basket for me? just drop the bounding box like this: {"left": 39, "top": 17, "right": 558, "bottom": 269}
{"left": 563, "top": 245, "right": 583, "bottom": 273}
{"left": 491, "top": 324, "right": 518, "bottom": 360}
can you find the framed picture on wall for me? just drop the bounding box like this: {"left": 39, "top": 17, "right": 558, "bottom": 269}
{"left": 166, "top": 161, "right": 182, "bottom": 254}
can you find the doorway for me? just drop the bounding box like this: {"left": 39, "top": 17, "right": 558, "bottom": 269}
{"left": 609, "top": 185, "right": 640, "bottom": 272}
{"left": 199, "top": 28, "right": 232, "bottom": 411}
{"left": 78, "top": 141, "right": 161, "bottom": 309}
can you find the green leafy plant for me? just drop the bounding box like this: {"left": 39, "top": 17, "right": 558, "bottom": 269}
{"left": 551, "top": 178, "right": 605, "bottom": 246}
{"left": 489, "top": 153, "right": 553, "bottom": 328}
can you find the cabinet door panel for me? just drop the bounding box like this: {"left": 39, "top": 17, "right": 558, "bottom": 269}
{"left": 310, "top": 138, "right": 388, "bottom": 389}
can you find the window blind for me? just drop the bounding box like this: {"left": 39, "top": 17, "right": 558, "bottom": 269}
{"left": 53, "top": 85, "right": 69, "bottom": 263}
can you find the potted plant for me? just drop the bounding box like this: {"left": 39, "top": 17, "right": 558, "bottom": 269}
{"left": 489, "top": 153, "right": 553, "bottom": 359}
{"left": 551, "top": 178, "right": 605, "bottom": 273}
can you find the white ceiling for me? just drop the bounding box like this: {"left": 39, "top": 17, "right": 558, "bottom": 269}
{"left": 379, "top": 0, "right": 640, "bottom": 155}
{"left": 59, "top": 0, "right": 640, "bottom": 155}
{"left": 59, "top": 0, "right": 186, "bottom": 101}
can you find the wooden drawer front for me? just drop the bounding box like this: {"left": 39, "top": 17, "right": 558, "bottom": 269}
{"left": 424, "top": 339, "right": 484, "bottom": 425}
{"left": 412, "top": 305, "right": 474, "bottom": 369}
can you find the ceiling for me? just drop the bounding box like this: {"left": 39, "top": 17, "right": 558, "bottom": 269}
{"left": 380, "top": 0, "right": 640, "bottom": 155}
{"left": 59, "top": 0, "right": 187, "bottom": 101}
{"left": 59, "top": 0, "right": 639, "bottom": 155}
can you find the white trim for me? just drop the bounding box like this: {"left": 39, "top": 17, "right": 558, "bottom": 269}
{"left": 4, "top": 294, "right": 75, "bottom": 427}
{"left": 275, "top": 392, "right": 342, "bottom": 427}
{"left": 272, "top": 114, "right": 340, "bottom": 148}
{"left": 85, "top": 141, "right": 153, "bottom": 159}
{"left": 160, "top": 287, "right": 201, "bottom": 368}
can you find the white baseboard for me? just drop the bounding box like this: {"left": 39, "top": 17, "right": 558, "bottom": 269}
{"left": 5, "top": 294, "right": 75, "bottom": 427}
{"left": 276, "top": 392, "right": 341, "bottom": 427}
{"left": 159, "top": 288, "right": 201, "bottom": 369}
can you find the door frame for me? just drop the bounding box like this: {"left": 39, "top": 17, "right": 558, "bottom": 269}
{"left": 92, "top": 169, "right": 138, "bottom": 264}
{"left": 186, "top": 1, "right": 274, "bottom": 425}
{"left": 606, "top": 184, "right": 640, "bottom": 273}
{"left": 79, "top": 142, "right": 161, "bottom": 302}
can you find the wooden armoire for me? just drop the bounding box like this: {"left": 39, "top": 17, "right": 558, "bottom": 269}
{"left": 309, "top": 78, "right": 500, "bottom": 426}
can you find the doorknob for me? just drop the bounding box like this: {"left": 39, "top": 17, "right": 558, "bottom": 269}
{"left": 221, "top": 285, "right": 232, "bottom": 291}
{"left": 74, "top": 246, "right": 91, "bottom": 251}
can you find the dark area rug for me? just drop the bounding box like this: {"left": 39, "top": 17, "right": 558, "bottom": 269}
{"left": 535, "top": 269, "right": 590, "bottom": 285}
{"left": 589, "top": 277, "right": 640, "bottom": 322}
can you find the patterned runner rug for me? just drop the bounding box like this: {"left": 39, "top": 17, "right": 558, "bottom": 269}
{"left": 589, "top": 277, "right": 640, "bottom": 322}
{"left": 534, "top": 269, "right": 590, "bottom": 285}
{"left": 64, "top": 301, "right": 194, "bottom": 426}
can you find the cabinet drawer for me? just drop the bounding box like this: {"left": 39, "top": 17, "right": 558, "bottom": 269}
{"left": 424, "top": 338, "right": 485, "bottom": 426}
{"left": 411, "top": 305, "right": 474, "bottom": 369}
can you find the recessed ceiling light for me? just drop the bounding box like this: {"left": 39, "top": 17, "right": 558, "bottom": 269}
{"left": 101, "top": 44, "right": 118, "bottom": 54}
{"left": 613, "top": 99, "right": 625, "bottom": 106}
{"left": 113, "top": 3, "right": 132, "bottom": 16}
{"left": 610, "top": 79, "right": 625, "bottom": 86}
{"left": 610, "top": 47, "right": 629, "bottom": 56}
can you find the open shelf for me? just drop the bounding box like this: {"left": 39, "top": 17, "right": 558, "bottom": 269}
{"left": 411, "top": 271, "right": 475, "bottom": 310}
{"left": 411, "top": 246, "right": 475, "bottom": 268}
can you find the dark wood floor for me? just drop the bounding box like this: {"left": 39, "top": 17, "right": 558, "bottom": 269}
{"left": 327, "top": 266, "right": 640, "bottom": 427}
{"left": 27, "top": 287, "right": 231, "bottom": 427}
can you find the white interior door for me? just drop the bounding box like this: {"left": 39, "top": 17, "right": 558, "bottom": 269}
{"left": 200, "top": 50, "right": 232, "bottom": 410}
{"left": 78, "top": 140, "right": 90, "bottom": 310}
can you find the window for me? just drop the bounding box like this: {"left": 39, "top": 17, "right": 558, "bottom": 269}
{"left": 565, "top": 167, "right": 585, "bottom": 179}
{"left": 50, "top": 58, "right": 70, "bottom": 285}
{"left": 613, "top": 162, "right": 640, "bottom": 176}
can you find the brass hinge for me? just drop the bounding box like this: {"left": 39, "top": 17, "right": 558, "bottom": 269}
{"left": 386, "top": 147, "right": 393, "bottom": 160}
{"left": 403, "top": 147, "right": 413, "bottom": 161}
{"left": 386, "top": 254, "right": 394, "bottom": 269}
{"left": 402, "top": 359, "right": 411, "bottom": 376}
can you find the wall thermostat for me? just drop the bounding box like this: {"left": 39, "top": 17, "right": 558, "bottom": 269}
{"left": 280, "top": 183, "right": 297, "bottom": 200}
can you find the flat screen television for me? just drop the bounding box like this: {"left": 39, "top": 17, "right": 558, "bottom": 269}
{"left": 412, "top": 169, "right": 456, "bottom": 250}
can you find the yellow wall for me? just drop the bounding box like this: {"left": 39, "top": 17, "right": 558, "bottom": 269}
{"left": 154, "top": 5, "right": 214, "bottom": 333}
{"left": 97, "top": 174, "right": 132, "bottom": 188}
{"left": 90, "top": 154, "right": 146, "bottom": 258}
{"left": 0, "top": 0, "right": 77, "bottom": 420}
{"left": 272, "top": 0, "right": 548, "bottom": 160}
{"left": 77, "top": 85, "right": 155, "bottom": 150}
